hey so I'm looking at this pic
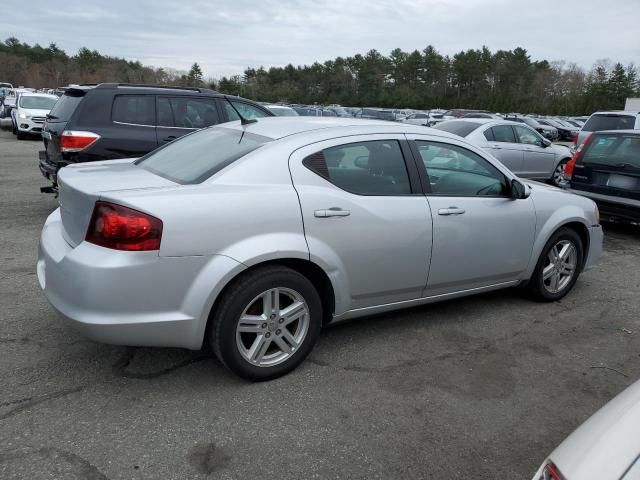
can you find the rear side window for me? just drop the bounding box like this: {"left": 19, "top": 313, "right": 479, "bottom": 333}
{"left": 490, "top": 125, "right": 516, "bottom": 143}
{"left": 48, "top": 93, "right": 83, "bottom": 122}
{"left": 433, "top": 121, "right": 482, "bottom": 137}
{"left": 303, "top": 140, "right": 411, "bottom": 195}
{"left": 112, "top": 95, "right": 155, "bottom": 126}
{"left": 583, "top": 114, "right": 636, "bottom": 132}
{"left": 157, "top": 97, "right": 219, "bottom": 128}
{"left": 583, "top": 135, "right": 640, "bottom": 168}
{"left": 136, "top": 127, "right": 270, "bottom": 184}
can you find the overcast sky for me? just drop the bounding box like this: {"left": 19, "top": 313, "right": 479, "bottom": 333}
{"left": 2, "top": 0, "right": 639, "bottom": 78}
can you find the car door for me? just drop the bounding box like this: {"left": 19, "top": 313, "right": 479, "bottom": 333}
{"left": 108, "top": 94, "right": 159, "bottom": 157}
{"left": 513, "top": 124, "right": 555, "bottom": 178}
{"left": 288, "top": 134, "right": 432, "bottom": 312}
{"left": 408, "top": 136, "right": 536, "bottom": 296}
{"left": 156, "top": 96, "right": 220, "bottom": 145}
{"left": 482, "top": 125, "right": 524, "bottom": 174}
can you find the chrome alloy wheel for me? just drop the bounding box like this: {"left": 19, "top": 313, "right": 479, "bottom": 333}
{"left": 235, "top": 287, "right": 310, "bottom": 367}
{"left": 552, "top": 162, "right": 569, "bottom": 187}
{"left": 542, "top": 240, "right": 578, "bottom": 294}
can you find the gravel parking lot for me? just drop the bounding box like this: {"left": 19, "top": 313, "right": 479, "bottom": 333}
{"left": 1, "top": 127, "right": 639, "bottom": 480}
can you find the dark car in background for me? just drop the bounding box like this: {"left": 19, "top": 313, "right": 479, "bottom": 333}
{"left": 38, "top": 83, "right": 273, "bottom": 191}
{"left": 505, "top": 116, "right": 558, "bottom": 140}
{"left": 536, "top": 118, "right": 578, "bottom": 141}
{"left": 353, "top": 108, "right": 397, "bottom": 121}
{"left": 565, "top": 130, "right": 640, "bottom": 224}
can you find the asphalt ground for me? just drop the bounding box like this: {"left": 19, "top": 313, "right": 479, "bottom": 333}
{"left": 1, "top": 125, "right": 639, "bottom": 479}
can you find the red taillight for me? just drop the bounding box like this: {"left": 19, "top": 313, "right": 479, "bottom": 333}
{"left": 86, "top": 201, "right": 162, "bottom": 251}
{"left": 565, "top": 133, "right": 594, "bottom": 178}
{"left": 544, "top": 462, "right": 564, "bottom": 480}
{"left": 60, "top": 130, "right": 100, "bottom": 152}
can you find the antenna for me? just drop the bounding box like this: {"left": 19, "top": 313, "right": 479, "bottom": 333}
{"left": 224, "top": 96, "right": 257, "bottom": 126}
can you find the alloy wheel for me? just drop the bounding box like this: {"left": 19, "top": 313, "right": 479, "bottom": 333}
{"left": 542, "top": 240, "right": 577, "bottom": 294}
{"left": 235, "top": 287, "right": 310, "bottom": 367}
{"left": 552, "top": 162, "right": 568, "bottom": 187}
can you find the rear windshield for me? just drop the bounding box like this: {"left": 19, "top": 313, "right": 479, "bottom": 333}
{"left": 582, "top": 134, "right": 640, "bottom": 169}
{"left": 136, "top": 127, "right": 271, "bottom": 184}
{"left": 19, "top": 96, "right": 57, "bottom": 110}
{"left": 582, "top": 114, "right": 636, "bottom": 132}
{"left": 48, "top": 93, "right": 83, "bottom": 122}
{"left": 433, "top": 120, "right": 482, "bottom": 137}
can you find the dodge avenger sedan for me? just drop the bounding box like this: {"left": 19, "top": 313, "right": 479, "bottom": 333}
{"left": 38, "top": 117, "right": 603, "bottom": 380}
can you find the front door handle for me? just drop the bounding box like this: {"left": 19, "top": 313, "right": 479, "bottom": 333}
{"left": 492, "top": 145, "right": 502, "bottom": 150}
{"left": 314, "top": 207, "right": 351, "bottom": 218}
{"left": 438, "top": 207, "right": 466, "bottom": 216}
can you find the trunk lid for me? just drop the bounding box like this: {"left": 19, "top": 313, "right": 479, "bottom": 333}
{"left": 57, "top": 160, "right": 176, "bottom": 246}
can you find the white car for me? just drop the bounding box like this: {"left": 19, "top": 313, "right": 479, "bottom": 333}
{"left": 532, "top": 378, "right": 640, "bottom": 480}
{"left": 11, "top": 92, "right": 58, "bottom": 139}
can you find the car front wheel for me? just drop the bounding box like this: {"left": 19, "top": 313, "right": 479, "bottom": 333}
{"left": 550, "top": 159, "right": 569, "bottom": 187}
{"left": 210, "top": 266, "right": 322, "bottom": 381}
{"left": 528, "top": 227, "right": 583, "bottom": 301}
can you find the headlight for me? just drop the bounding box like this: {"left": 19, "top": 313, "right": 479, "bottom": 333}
{"left": 18, "top": 112, "right": 29, "bottom": 120}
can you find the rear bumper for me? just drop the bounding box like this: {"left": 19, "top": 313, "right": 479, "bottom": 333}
{"left": 37, "top": 208, "right": 244, "bottom": 349}
{"left": 567, "top": 188, "right": 640, "bottom": 224}
{"left": 38, "top": 150, "right": 59, "bottom": 185}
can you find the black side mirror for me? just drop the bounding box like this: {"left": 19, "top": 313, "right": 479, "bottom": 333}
{"left": 511, "top": 179, "right": 529, "bottom": 199}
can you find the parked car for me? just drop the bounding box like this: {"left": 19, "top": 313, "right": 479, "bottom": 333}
{"left": 402, "top": 112, "right": 431, "bottom": 126}
{"left": 10, "top": 93, "right": 58, "bottom": 139}
{"left": 505, "top": 116, "right": 559, "bottom": 141}
{"left": 462, "top": 112, "right": 502, "bottom": 119}
{"left": 38, "top": 83, "right": 273, "bottom": 191}
{"left": 433, "top": 119, "right": 573, "bottom": 186}
{"left": 1, "top": 87, "right": 30, "bottom": 118}
{"left": 532, "top": 377, "right": 640, "bottom": 480}
{"left": 536, "top": 118, "right": 579, "bottom": 141}
{"left": 564, "top": 130, "right": 640, "bottom": 224}
{"left": 38, "top": 117, "right": 602, "bottom": 381}
{"left": 264, "top": 104, "right": 299, "bottom": 117}
{"left": 576, "top": 111, "right": 640, "bottom": 149}
{"left": 354, "top": 108, "right": 397, "bottom": 121}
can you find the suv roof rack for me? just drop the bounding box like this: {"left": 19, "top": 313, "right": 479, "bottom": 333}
{"left": 96, "top": 83, "right": 218, "bottom": 94}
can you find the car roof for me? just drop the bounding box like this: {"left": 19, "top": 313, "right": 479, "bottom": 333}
{"left": 219, "top": 116, "right": 462, "bottom": 141}
{"left": 592, "top": 129, "right": 640, "bottom": 135}
{"left": 591, "top": 111, "right": 640, "bottom": 116}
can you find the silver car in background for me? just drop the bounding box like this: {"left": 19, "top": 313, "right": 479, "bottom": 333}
{"left": 434, "top": 119, "right": 573, "bottom": 186}
{"left": 38, "top": 117, "right": 602, "bottom": 381}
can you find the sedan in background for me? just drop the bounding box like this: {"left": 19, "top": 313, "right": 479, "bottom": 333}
{"left": 264, "top": 104, "right": 299, "bottom": 117}
{"left": 11, "top": 93, "right": 58, "bottom": 139}
{"left": 38, "top": 117, "right": 602, "bottom": 381}
{"left": 532, "top": 377, "right": 640, "bottom": 480}
{"left": 434, "top": 119, "right": 573, "bottom": 186}
{"left": 536, "top": 118, "right": 579, "bottom": 141}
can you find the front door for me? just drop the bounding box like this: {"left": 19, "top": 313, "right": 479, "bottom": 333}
{"left": 288, "top": 134, "right": 432, "bottom": 313}
{"left": 482, "top": 124, "right": 524, "bottom": 174}
{"left": 409, "top": 136, "right": 536, "bottom": 295}
{"left": 513, "top": 125, "right": 555, "bottom": 178}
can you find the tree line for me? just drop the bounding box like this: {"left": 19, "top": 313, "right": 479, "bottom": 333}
{"left": 1, "top": 37, "right": 638, "bottom": 115}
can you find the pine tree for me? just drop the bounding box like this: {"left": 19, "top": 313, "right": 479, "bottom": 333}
{"left": 187, "top": 62, "right": 203, "bottom": 86}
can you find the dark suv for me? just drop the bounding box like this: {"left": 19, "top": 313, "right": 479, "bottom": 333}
{"left": 565, "top": 130, "right": 640, "bottom": 224}
{"left": 38, "top": 83, "right": 273, "bottom": 190}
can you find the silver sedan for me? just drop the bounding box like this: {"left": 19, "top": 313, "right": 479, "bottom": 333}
{"left": 38, "top": 117, "right": 603, "bottom": 380}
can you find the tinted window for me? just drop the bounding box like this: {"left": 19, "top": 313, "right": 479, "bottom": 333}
{"left": 483, "top": 128, "right": 494, "bottom": 141}
{"left": 514, "top": 125, "right": 543, "bottom": 147}
{"left": 583, "top": 134, "right": 640, "bottom": 169}
{"left": 433, "top": 121, "right": 482, "bottom": 137}
{"left": 224, "top": 100, "right": 270, "bottom": 121}
{"left": 157, "top": 97, "right": 219, "bottom": 128}
{"left": 136, "top": 127, "right": 270, "bottom": 184}
{"left": 112, "top": 95, "right": 155, "bottom": 125}
{"left": 48, "top": 93, "right": 83, "bottom": 122}
{"left": 490, "top": 125, "right": 517, "bottom": 143}
{"left": 582, "top": 114, "right": 636, "bottom": 132}
{"left": 415, "top": 141, "right": 508, "bottom": 196}
{"left": 303, "top": 140, "right": 411, "bottom": 195}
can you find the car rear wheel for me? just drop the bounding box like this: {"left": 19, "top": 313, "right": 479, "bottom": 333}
{"left": 528, "top": 227, "right": 583, "bottom": 301}
{"left": 550, "top": 159, "right": 569, "bottom": 187}
{"left": 210, "top": 266, "right": 322, "bottom": 381}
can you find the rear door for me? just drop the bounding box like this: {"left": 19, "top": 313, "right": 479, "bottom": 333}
{"left": 513, "top": 124, "right": 555, "bottom": 178}
{"left": 107, "top": 94, "right": 158, "bottom": 157}
{"left": 482, "top": 125, "right": 524, "bottom": 173}
{"left": 156, "top": 96, "right": 221, "bottom": 145}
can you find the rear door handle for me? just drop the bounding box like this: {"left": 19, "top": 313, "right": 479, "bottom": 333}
{"left": 438, "top": 207, "right": 466, "bottom": 216}
{"left": 314, "top": 207, "right": 351, "bottom": 218}
{"left": 163, "top": 135, "right": 177, "bottom": 142}
{"left": 491, "top": 145, "right": 502, "bottom": 149}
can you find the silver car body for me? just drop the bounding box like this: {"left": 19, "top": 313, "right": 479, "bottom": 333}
{"left": 532, "top": 378, "right": 640, "bottom": 480}
{"left": 438, "top": 119, "right": 572, "bottom": 181}
{"left": 37, "top": 118, "right": 603, "bottom": 349}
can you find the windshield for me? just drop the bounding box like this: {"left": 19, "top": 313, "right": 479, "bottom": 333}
{"left": 136, "top": 127, "right": 272, "bottom": 184}
{"left": 19, "top": 96, "right": 57, "bottom": 110}
{"left": 433, "top": 120, "right": 482, "bottom": 137}
{"left": 583, "top": 114, "right": 636, "bottom": 132}
{"left": 582, "top": 134, "right": 640, "bottom": 169}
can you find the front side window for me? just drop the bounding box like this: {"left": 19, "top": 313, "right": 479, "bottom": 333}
{"left": 223, "top": 100, "right": 269, "bottom": 121}
{"left": 303, "top": 140, "right": 411, "bottom": 195}
{"left": 157, "top": 97, "right": 219, "bottom": 128}
{"left": 514, "top": 125, "right": 543, "bottom": 147}
{"left": 490, "top": 125, "right": 517, "bottom": 143}
{"left": 415, "top": 141, "right": 508, "bottom": 196}
{"left": 112, "top": 95, "right": 155, "bottom": 126}
{"left": 136, "top": 127, "right": 271, "bottom": 184}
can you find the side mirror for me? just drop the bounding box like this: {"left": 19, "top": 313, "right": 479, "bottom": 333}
{"left": 511, "top": 179, "right": 530, "bottom": 199}
{"left": 542, "top": 138, "right": 552, "bottom": 148}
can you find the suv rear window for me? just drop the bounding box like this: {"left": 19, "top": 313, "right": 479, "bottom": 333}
{"left": 136, "top": 127, "right": 271, "bottom": 184}
{"left": 112, "top": 95, "right": 155, "bottom": 126}
{"left": 48, "top": 93, "right": 83, "bottom": 122}
{"left": 432, "top": 121, "right": 481, "bottom": 137}
{"left": 583, "top": 134, "right": 640, "bottom": 169}
{"left": 582, "top": 114, "right": 636, "bottom": 132}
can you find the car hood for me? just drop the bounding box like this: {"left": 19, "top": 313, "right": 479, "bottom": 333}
{"left": 20, "top": 108, "right": 50, "bottom": 116}
{"left": 549, "top": 378, "right": 640, "bottom": 480}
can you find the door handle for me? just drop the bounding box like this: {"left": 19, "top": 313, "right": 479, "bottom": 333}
{"left": 438, "top": 207, "right": 466, "bottom": 216}
{"left": 163, "top": 135, "right": 177, "bottom": 142}
{"left": 314, "top": 207, "right": 351, "bottom": 218}
{"left": 492, "top": 145, "right": 502, "bottom": 149}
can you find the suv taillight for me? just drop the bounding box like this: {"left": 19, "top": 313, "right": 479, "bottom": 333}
{"left": 543, "top": 462, "right": 564, "bottom": 480}
{"left": 564, "top": 133, "right": 593, "bottom": 178}
{"left": 86, "top": 201, "right": 163, "bottom": 251}
{"left": 60, "top": 130, "right": 100, "bottom": 152}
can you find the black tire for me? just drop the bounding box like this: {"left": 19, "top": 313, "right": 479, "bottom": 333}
{"left": 210, "top": 266, "right": 322, "bottom": 381}
{"left": 12, "top": 121, "right": 17, "bottom": 135}
{"left": 16, "top": 130, "right": 25, "bottom": 140}
{"left": 528, "top": 227, "right": 583, "bottom": 302}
